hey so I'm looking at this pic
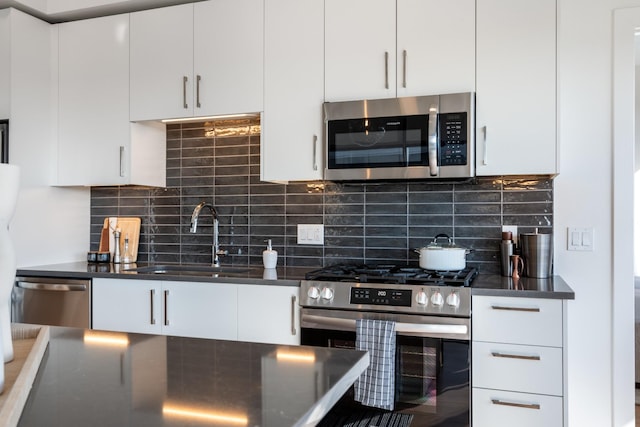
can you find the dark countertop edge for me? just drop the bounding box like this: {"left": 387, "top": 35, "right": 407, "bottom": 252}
{"left": 16, "top": 262, "right": 575, "bottom": 299}
{"left": 16, "top": 262, "right": 305, "bottom": 287}
{"left": 294, "top": 351, "right": 370, "bottom": 427}
{"left": 470, "top": 274, "right": 575, "bottom": 300}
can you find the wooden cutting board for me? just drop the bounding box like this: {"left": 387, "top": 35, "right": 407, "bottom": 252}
{"left": 100, "top": 217, "right": 141, "bottom": 262}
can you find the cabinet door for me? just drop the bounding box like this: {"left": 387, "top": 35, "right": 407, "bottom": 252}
{"left": 194, "top": 0, "right": 263, "bottom": 116}
{"left": 325, "top": 0, "right": 396, "bottom": 101}
{"left": 237, "top": 285, "right": 300, "bottom": 345}
{"left": 57, "top": 14, "right": 130, "bottom": 186}
{"left": 161, "top": 281, "right": 238, "bottom": 340}
{"left": 476, "top": 0, "right": 556, "bottom": 176}
{"left": 130, "top": 4, "right": 193, "bottom": 121}
{"left": 261, "top": 0, "right": 324, "bottom": 182}
{"left": 92, "top": 278, "right": 162, "bottom": 335}
{"left": 396, "top": 0, "right": 475, "bottom": 97}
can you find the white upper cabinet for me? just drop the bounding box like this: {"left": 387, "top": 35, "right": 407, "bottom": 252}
{"left": 475, "top": 0, "right": 557, "bottom": 176}
{"left": 261, "top": 0, "right": 324, "bottom": 182}
{"left": 130, "top": 0, "right": 263, "bottom": 122}
{"left": 194, "top": 0, "right": 263, "bottom": 117}
{"left": 325, "top": 0, "right": 396, "bottom": 102}
{"left": 396, "top": 0, "right": 475, "bottom": 97}
{"left": 130, "top": 4, "right": 193, "bottom": 121}
{"left": 57, "top": 14, "right": 166, "bottom": 187}
{"left": 324, "top": 0, "right": 475, "bottom": 102}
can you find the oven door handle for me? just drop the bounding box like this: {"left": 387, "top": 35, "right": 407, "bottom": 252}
{"left": 301, "top": 314, "right": 468, "bottom": 337}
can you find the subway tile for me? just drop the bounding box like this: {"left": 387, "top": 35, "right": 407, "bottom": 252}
{"left": 89, "top": 118, "right": 554, "bottom": 272}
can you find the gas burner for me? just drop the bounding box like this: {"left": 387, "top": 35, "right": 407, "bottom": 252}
{"left": 305, "top": 264, "right": 478, "bottom": 287}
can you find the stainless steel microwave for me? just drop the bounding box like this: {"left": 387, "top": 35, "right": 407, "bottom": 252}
{"left": 323, "top": 93, "right": 475, "bottom": 181}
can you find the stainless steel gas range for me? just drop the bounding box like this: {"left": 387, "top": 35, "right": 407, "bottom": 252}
{"left": 300, "top": 263, "right": 476, "bottom": 427}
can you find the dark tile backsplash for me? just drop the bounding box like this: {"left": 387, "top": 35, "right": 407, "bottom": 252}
{"left": 90, "top": 119, "right": 553, "bottom": 274}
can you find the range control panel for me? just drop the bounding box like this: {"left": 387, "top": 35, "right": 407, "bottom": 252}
{"left": 439, "top": 112, "right": 468, "bottom": 166}
{"left": 350, "top": 287, "right": 412, "bottom": 307}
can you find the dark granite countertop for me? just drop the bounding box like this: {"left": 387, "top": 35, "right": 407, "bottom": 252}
{"left": 471, "top": 274, "right": 575, "bottom": 299}
{"left": 16, "top": 262, "right": 309, "bottom": 286}
{"left": 18, "top": 327, "right": 369, "bottom": 427}
{"left": 16, "top": 262, "right": 575, "bottom": 299}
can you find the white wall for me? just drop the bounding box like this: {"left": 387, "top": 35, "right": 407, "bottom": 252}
{"left": 4, "top": 9, "right": 89, "bottom": 267}
{"left": 558, "top": 1, "right": 640, "bottom": 426}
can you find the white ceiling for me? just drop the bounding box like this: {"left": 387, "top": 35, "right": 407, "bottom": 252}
{"left": 0, "top": 0, "right": 200, "bottom": 22}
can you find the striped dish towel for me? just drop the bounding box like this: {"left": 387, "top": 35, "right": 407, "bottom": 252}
{"left": 354, "top": 319, "right": 396, "bottom": 411}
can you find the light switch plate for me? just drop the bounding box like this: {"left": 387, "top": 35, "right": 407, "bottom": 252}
{"left": 567, "top": 227, "right": 594, "bottom": 251}
{"left": 297, "top": 224, "right": 324, "bottom": 245}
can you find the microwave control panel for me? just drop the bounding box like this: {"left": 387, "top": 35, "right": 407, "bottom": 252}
{"left": 438, "top": 112, "right": 468, "bottom": 166}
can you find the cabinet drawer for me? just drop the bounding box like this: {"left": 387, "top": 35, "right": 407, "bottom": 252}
{"left": 472, "top": 341, "right": 563, "bottom": 396}
{"left": 473, "top": 388, "right": 563, "bottom": 427}
{"left": 472, "top": 296, "right": 562, "bottom": 346}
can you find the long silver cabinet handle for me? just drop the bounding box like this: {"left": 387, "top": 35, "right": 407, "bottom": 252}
{"left": 428, "top": 106, "right": 439, "bottom": 176}
{"left": 17, "top": 282, "right": 86, "bottom": 292}
{"left": 302, "top": 314, "right": 468, "bottom": 336}
{"left": 490, "top": 305, "right": 541, "bottom": 313}
{"left": 150, "top": 289, "right": 156, "bottom": 325}
{"left": 290, "top": 295, "right": 297, "bottom": 336}
{"left": 164, "top": 290, "right": 170, "bottom": 326}
{"left": 491, "top": 399, "right": 541, "bottom": 410}
{"left": 482, "top": 126, "right": 488, "bottom": 165}
{"left": 491, "top": 351, "right": 541, "bottom": 361}
{"left": 119, "top": 146, "right": 125, "bottom": 177}
{"left": 196, "top": 74, "right": 202, "bottom": 108}
{"left": 312, "top": 135, "right": 318, "bottom": 171}
{"left": 384, "top": 51, "right": 389, "bottom": 89}
{"left": 402, "top": 50, "right": 407, "bottom": 88}
{"left": 183, "top": 76, "right": 188, "bottom": 109}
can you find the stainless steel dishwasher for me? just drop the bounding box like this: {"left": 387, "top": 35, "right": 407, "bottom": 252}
{"left": 12, "top": 276, "right": 91, "bottom": 328}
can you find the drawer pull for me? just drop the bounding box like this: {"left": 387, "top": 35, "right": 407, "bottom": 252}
{"left": 491, "top": 399, "right": 540, "bottom": 410}
{"left": 491, "top": 351, "right": 541, "bottom": 361}
{"left": 490, "top": 305, "right": 540, "bottom": 313}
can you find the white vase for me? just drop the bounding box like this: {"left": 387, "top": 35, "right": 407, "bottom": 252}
{"left": 0, "top": 164, "right": 20, "bottom": 364}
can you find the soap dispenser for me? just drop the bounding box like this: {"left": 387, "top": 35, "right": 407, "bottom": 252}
{"left": 262, "top": 239, "right": 278, "bottom": 269}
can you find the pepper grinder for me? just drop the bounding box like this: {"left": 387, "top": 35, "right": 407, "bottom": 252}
{"left": 113, "top": 228, "right": 122, "bottom": 264}
{"left": 122, "top": 234, "right": 133, "bottom": 264}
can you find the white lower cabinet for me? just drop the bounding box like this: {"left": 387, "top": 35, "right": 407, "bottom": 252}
{"left": 92, "top": 278, "right": 238, "bottom": 340}
{"left": 472, "top": 295, "right": 567, "bottom": 426}
{"left": 237, "top": 284, "right": 300, "bottom": 345}
{"left": 93, "top": 278, "right": 300, "bottom": 345}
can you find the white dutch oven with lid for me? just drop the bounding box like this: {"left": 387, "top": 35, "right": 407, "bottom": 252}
{"left": 415, "top": 234, "right": 470, "bottom": 271}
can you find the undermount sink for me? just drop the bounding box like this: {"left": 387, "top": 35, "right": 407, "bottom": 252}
{"left": 124, "top": 265, "right": 250, "bottom": 276}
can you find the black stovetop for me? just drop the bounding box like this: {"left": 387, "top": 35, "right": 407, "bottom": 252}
{"left": 304, "top": 264, "right": 478, "bottom": 287}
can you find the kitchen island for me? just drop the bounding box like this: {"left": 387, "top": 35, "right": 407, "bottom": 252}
{"left": 17, "top": 326, "right": 369, "bottom": 426}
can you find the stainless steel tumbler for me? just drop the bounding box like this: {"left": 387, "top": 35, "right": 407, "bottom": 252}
{"left": 520, "top": 232, "right": 553, "bottom": 278}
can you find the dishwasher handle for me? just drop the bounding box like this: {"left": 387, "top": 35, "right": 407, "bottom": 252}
{"left": 16, "top": 281, "right": 88, "bottom": 292}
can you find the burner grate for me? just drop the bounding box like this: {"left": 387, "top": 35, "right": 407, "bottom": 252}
{"left": 305, "top": 264, "right": 478, "bottom": 287}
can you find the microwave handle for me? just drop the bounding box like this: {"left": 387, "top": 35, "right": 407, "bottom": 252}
{"left": 428, "top": 107, "right": 439, "bottom": 176}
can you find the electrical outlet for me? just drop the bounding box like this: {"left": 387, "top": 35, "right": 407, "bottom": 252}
{"left": 297, "top": 224, "right": 324, "bottom": 245}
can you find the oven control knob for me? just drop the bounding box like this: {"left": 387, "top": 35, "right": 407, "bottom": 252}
{"left": 430, "top": 291, "right": 444, "bottom": 307}
{"left": 320, "top": 287, "right": 334, "bottom": 301}
{"left": 416, "top": 290, "right": 428, "bottom": 305}
{"left": 446, "top": 292, "right": 460, "bottom": 308}
{"left": 307, "top": 286, "right": 320, "bottom": 299}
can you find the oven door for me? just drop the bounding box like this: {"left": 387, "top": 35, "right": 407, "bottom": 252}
{"left": 301, "top": 308, "right": 470, "bottom": 427}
